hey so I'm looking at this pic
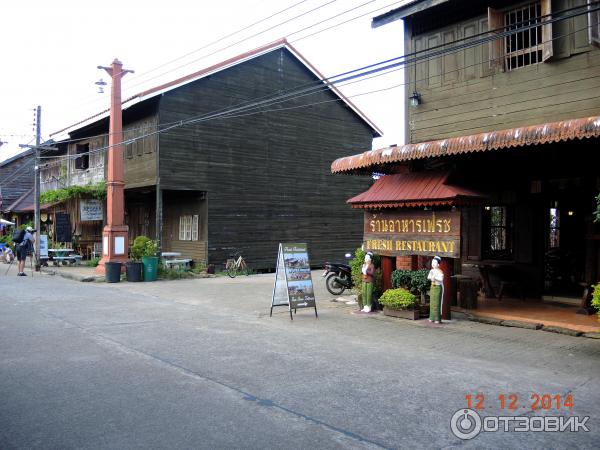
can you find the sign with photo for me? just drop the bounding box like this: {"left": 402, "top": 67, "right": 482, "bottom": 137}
{"left": 270, "top": 243, "right": 318, "bottom": 320}
{"left": 80, "top": 199, "right": 103, "bottom": 221}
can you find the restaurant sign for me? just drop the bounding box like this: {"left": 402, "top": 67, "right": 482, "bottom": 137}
{"left": 363, "top": 210, "right": 461, "bottom": 258}
{"left": 80, "top": 199, "right": 103, "bottom": 221}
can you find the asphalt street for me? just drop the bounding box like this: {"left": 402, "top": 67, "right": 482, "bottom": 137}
{"left": 1, "top": 266, "right": 599, "bottom": 449}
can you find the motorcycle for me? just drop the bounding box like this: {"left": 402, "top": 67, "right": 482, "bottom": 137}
{"left": 322, "top": 253, "right": 354, "bottom": 295}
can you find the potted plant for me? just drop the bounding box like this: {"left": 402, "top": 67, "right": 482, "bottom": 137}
{"left": 139, "top": 236, "right": 159, "bottom": 282}
{"left": 392, "top": 268, "right": 431, "bottom": 317}
{"left": 125, "top": 236, "right": 147, "bottom": 282}
{"left": 379, "top": 288, "right": 420, "bottom": 320}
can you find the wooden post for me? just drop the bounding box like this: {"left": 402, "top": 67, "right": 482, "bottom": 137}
{"left": 381, "top": 256, "right": 396, "bottom": 292}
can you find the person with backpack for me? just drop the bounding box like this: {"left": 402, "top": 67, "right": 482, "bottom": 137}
{"left": 13, "top": 226, "right": 35, "bottom": 276}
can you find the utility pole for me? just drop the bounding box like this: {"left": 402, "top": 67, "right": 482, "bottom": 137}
{"left": 33, "top": 106, "right": 41, "bottom": 271}
{"left": 95, "top": 59, "right": 133, "bottom": 274}
{"left": 18, "top": 107, "right": 57, "bottom": 270}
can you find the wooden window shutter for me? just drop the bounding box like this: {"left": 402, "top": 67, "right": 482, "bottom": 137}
{"left": 185, "top": 216, "right": 192, "bottom": 240}
{"left": 591, "top": 0, "right": 600, "bottom": 47}
{"left": 192, "top": 215, "right": 199, "bottom": 241}
{"left": 541, "top": 0, "right": 553, "bottom": 61}
{"left": 179, "top": 216, "right": 185, "bottom": 240}
{"left": 487, "top": 7, "right": 504, "bottom": 71}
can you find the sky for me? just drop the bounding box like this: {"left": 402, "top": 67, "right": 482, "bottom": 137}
{"left": 0, "top": 0, "right": 407, "bottom": 162}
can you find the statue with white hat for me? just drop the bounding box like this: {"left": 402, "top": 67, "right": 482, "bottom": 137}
{"left": 427, "top": 256, "right": 444, "bottom": 323}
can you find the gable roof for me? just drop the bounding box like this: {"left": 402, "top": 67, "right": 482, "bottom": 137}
{"left": 51, "top": 38, "right": 381, "bottom": 138}
{"left": 0, "top": 148, "right": 33, "bottom": 168}
{"left": 347, "top": 171, "right": 486, "bottom": 209}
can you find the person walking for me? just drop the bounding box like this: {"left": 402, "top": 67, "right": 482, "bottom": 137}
{"left": 15, "top": 226, "right": 35, "bottom": 276}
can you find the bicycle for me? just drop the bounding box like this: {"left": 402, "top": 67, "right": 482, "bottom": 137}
{"left": 225, "top": 252, "right": 249, "bottom": 278}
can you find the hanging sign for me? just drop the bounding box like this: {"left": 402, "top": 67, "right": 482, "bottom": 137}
{"left": 80, "top": 199, "right": 103, "bottom": 221}
{"left": 270, "top": 243, "right": 318, "bottom": 320}
{"left": 363, "top": 210, "right": 461, "bottom": 258}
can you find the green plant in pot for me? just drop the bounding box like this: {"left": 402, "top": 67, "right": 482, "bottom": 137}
{"left": 379, "top": 288, "right": 420, "bottom": 320}
{"left": 135, "top": 236, "right": 159, "bottom": 282}
{"left": 125, "top": 236, "right": 146, "bottom": 282}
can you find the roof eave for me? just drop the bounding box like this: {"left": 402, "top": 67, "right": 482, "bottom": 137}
{"left": 372, "top": 0, "right": 450, "bottom": 28}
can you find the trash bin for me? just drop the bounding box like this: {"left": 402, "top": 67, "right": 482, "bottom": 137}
{"left": 142, "top": 256, "right": 159, "bottom": 282}
{"left": 105, "top": 262, "right": 122, "bottom": 283}
{"left": 125, "top": 261, "right": 143, "bottom": 282}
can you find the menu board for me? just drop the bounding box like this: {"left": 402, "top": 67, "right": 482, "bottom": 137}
{"left": 270, "top": 243, "right": 318, "bottom": 320}
{"left": 55, "top": 213, "right": 72, "bottom": 243}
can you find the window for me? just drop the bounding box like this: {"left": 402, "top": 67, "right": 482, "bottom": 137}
{"left": 504, "top": 2, "right": 543, "bottom": 70}
{"left": 488, "top": 0, "right": 552, "bottom": 72}
{"left": 591, "top": 0, "right": 600, "bottom": 47}
{"left": 75, "top": 143, "right": 89, "bottom": 170}
{"left": 548, "top": 206, "right": 560, "bottom": 248}
{"left": 483, "top": 206, "right": 513, "bottom": 259}
{"left": 178, "top": 215, "right": 199, "bottom": 241}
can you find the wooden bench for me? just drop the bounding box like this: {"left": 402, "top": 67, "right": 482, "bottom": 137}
{"left": 163, "top": 258, "right": 192, "bottom": 270}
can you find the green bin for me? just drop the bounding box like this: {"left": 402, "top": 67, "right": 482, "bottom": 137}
{"left": 142, "top": 256, "right": 159, "bottom": 281}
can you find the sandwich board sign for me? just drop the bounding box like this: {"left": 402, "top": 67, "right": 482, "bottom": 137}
{"left": 270, "top": 242, "right": 318, "bottom": 320}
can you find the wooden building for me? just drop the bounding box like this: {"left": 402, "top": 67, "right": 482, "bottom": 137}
{"left": 332, "top": 0, "right": 600, "bottom": 313}
{"left": 49, "top": 39, "right": 380, "bottom": 268}
{"left": 0, "top": 149, "right": 34, "bottom": 224}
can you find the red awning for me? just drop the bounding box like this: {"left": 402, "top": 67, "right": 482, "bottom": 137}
{"left": 332, "top": 115, "right": 600, "bottom": 174}
{"left": 347, "top": 171, "right": 486, "bottom": 209}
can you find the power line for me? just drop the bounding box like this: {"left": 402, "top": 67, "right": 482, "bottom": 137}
{"left": 39, "top": 3, "right": 599, "bottom": 165}
{"left": 39, "top": 6, "right": 599, "bottom": 167}
{"left": 48, "top": 0, "right": 597, "bottom": 146}
{"left": 60, "top": 0, "right": 399, "bottom": 117}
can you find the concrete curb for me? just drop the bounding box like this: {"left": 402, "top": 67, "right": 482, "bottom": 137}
{"left": 501, "top": 320, "right": 543, "bottom": 330}
{"left": 42, "top": 268, "right": 105, "bottom": 283}
{"left": 541, "top": 325, "right": 583, "bottom": 337}
{"left": 464, "top": 312, "right": 593, "bottom": 337}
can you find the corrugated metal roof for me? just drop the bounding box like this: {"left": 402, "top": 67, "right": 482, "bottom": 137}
{"left": 332, "top": 115, "right": 600, "bottom": 174}
{"left": 347, "top": 171, "right": 486, "bottom": 209}
{"left": 5, "top": 188, "right": 60, "bottom": 213}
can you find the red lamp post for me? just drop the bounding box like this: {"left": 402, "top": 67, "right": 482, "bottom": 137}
{"left": 96, "top": 59, "right": 134, "bottom": 274}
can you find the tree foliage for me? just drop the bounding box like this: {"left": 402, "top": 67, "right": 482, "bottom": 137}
{"left": 40, "top": 182, "right": 106, "bottom": 204}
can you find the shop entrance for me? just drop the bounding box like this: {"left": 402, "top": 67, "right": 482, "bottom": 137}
{"left": 543, "top": 198, "right": 586, "bottom": 298}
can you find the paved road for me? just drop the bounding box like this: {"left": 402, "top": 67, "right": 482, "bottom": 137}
{"left": 1, "top": 267, "right": 599, "bottom": 449}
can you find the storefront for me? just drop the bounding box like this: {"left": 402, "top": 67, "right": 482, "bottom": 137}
{"left": 332, "top": 116, "right": 600, "bottom": 318}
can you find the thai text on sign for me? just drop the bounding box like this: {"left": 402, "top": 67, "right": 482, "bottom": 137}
{"left": 363, "top": 210, "right": 460, "bottom": 258}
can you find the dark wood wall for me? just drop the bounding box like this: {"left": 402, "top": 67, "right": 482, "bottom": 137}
{"left": 157, "top": 48, "right": 374, "bottom": 269}
{"left": 124, "top": 116, "right": 158, "bottom": 188}
{"left": 161, "top": 190, "right": 208, "bottom": 264}
{"left": 406, "top": 0, "right": 599, "bottom": 143}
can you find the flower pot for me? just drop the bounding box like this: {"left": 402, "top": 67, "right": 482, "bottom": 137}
{"left": 142, "top": 256, "right": 159, "bottom": 281}
{"left": 383, "top": 306, "right": 419, "bottom": 320}
{"left": 125, "top": 261, "right": 143, "bottom": 282}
